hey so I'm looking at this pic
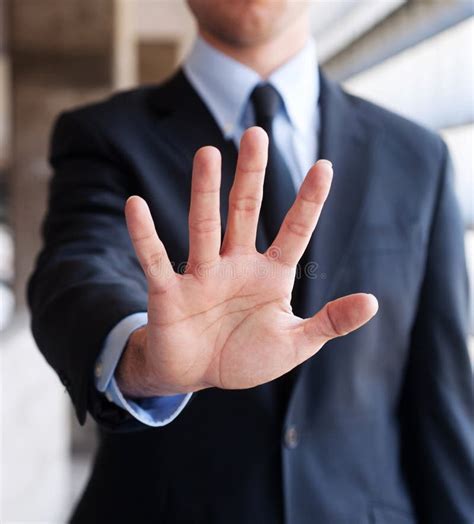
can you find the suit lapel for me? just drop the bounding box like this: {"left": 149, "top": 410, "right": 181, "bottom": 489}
{"left": 285, "top": 72, "right": 379, "bottom": 420}
{"left": 295, "top": 72, "right": 374, "bottom": 318}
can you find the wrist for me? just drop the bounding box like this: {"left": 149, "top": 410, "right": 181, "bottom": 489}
{"left": 116, "top": 326, "right": 157, "bottom": 398}
{"left": 116, "top": 326, "right": 191, "bottom": 398}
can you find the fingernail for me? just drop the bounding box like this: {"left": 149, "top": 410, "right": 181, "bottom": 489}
{"left": 317, "top": 159, "right": 333, "bottom": 168}
{"left": 365, "top": 293, "right": 379, "bottom": 308}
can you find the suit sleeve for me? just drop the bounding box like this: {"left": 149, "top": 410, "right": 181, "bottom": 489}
{"left": 28, "top": 110, "right": 150, "bottom": 431}
{"left": 401, "top": 141, "right": 474, "bottom": 522}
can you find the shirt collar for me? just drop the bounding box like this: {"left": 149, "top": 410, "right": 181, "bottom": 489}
{"left": 183, "top": 36, "right": 319, "bottom": 139}
{"left": 183, "top": 37, "right": 260, "bottom": 138}
{"left": 269, "top": 39, "right": 319, "bottom": 135}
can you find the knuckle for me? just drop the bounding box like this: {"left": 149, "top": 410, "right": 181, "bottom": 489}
{"left": 238, "top": 165, "right": 264, "bottom": 177}
{"left": 299, "top": 193, "right": 324, "bottom": 206}
{"left": 132, "top": 231, "right": 155, "bottom": 244}
{"left": 231, "top": 196, "right": 260, "bottom": 213}
{"left": 285, "top": 220, "right": 312, "bottom": 238}
{"left": 193, "top": 187, "right": 220, "bottom": 195}
{"left": 189, "top": 217, "right": 221, "bottom": 233}
{"left": 145, "top": 252, "right": 165, "bottom": 278}
{"left": 324, "top": 305, "right": 346, "bottom": 338}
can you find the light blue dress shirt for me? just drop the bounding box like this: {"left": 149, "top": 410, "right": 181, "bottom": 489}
{"left": 94, "top": 36, "right": 320, "bottom": 427}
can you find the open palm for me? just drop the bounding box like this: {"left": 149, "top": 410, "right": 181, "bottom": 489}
{"left": 121, "top": 127, "right": 378, "bottom": 397}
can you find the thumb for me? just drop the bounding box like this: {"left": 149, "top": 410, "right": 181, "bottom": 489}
{"left": 295, "top": 293, "right": 379, "bottom": 362}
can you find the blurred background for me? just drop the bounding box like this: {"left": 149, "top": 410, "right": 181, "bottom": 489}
{"left": 0, "top": 0, "right": 473, "bottom": 521}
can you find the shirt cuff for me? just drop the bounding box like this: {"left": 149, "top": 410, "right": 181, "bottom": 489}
{"left": 94, "top": 312, "right": 192, "bottom": 427}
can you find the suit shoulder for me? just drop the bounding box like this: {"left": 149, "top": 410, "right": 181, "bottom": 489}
{"left": 57, "top": 84, "right": 160, "bottom": 131}
{"left": 49, "top": 82, "right": 170, "bottom": 160}
{"left": 343, "top": 88, "right": 446, "bottom": 160}
{"left": 49, "top": 84, "right": 167, "bottom": 163}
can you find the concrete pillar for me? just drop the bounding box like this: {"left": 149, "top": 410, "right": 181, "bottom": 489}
{"left": 2, "top": 1, "right": 136, "bottom": 521}
{"left": 138, "top": 38, "right": 180, "bottom": 84}
{"left": 9, "top": 0, "right": 117, "bottom": 307}
{"left": 135, "top": 0, "right": 196, "bottom": 84}
{"left": 0, "top": 0, "right": 9, "bottom": 168}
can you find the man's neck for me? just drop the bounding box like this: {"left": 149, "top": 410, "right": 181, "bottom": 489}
{"left": 199, "top": 17, "right": 310, "bottom": 79}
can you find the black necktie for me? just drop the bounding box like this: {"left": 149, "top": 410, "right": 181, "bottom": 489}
{"left": 250, "top": 84, "right": 298, "bottom": 420}
{"left": 250, "top": 83, "right": 297, "bottom": 244}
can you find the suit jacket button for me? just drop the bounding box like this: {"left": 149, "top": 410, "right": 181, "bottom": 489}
{"left": 284, "top": 426, "right": 299, "bottom": 449}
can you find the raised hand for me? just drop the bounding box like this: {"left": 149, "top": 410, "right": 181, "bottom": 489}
{"left": 117, "top": 127, "right": 378, "bottom": 397}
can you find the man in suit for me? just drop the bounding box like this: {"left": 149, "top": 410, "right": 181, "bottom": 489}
{"left": 28, "top": 1, "right": 473, "bottom": 522}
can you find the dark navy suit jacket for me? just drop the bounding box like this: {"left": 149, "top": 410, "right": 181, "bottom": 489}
{"left": 28, "top": 70, "right": 473, "bottom": 523}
